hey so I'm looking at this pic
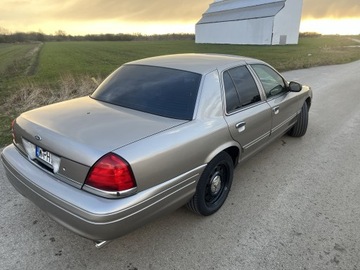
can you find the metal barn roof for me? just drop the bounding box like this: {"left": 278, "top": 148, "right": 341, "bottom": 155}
{"left": 197, "top": 0, "right": 286, "bottom": 24}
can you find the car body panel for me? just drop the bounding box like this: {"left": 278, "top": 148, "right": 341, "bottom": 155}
{"left": 1, "top": 144, "right": 203, "bottom": 240}
{"left": 224, "top": 101, "right": 272, "bottom": 159}
{"left": 127, "top": 53, "right": 251, "bottom": 75}
{"left": 267, "top": 91, "right": 305, "bottom": 138}
{"left": 247, "top": 63, "right": 308, "bottom": 138}
{"left": 16, "top": 96, "right": 186, "bottom": 164}
{"left": 1, "top": 53, "right": 313, "bottom": 242}
{"left": 12, "top": 97, "right": 186, "bottom": 185}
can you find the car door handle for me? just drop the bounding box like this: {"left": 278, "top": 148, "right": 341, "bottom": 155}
{"left": 273, "top": 106, "right": 280, "bottom": 115}
{"left": 235, "top": 122, "right": 246, "bottom": 132}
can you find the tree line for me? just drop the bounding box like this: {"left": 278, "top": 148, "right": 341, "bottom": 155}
{"left": 0, "top": 30, "right": 195, "bottom": 43}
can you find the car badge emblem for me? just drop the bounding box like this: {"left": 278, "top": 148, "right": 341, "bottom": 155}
{"left": 35, "top": 135, "right": 42, "bottom": 141}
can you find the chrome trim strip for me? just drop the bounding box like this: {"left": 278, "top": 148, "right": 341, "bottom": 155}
{"left": 243, "top": 131, "right": 271, "bottom": 149}
{"left": 271, "top": 112, "right": 297, "bottom": 134}
{"left": 82, "top": 185, "right": 138, "bottom": 199}
{"left": 225, "top": 101, "right": 267, "bottom": 116}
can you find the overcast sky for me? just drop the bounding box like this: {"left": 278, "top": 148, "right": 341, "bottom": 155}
{"left": 0, "top": 0, "right": 359, "bottom": 34}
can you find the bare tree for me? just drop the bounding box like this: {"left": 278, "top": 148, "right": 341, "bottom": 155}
{"left": 0, "top": 26, "right": 11, "bottom": 35}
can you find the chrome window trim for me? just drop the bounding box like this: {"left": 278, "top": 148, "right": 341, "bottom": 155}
{"left": 220, "top": 64, "right": 267, "bottom": 116}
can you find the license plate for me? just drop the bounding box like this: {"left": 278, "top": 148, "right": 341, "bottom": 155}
{"left": 36, "top": 146, "right": 54, "bottom": 167}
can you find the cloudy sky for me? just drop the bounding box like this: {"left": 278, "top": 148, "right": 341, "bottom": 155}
{"left": 1, "top": 0, "right": 359, "bottom": 35}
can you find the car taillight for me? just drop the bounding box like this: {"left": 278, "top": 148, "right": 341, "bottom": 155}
{"left": 85, "top": 153, "right": 136, "bottom": 192}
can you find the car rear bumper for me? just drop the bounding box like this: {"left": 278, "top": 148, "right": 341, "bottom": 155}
{"left": 1, "top": 144, "right": 201, "bottom": 241}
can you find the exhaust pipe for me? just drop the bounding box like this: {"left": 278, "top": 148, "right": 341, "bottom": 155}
{"left": 94, "top": 240, "right": 111, "bottom": 249}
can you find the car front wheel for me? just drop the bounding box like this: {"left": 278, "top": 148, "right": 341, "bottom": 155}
{"left": 187, "top": 152, "right": 234, "bottom": 216}
{"left": 288, "top": 102, "right": 309, "bottom": 137}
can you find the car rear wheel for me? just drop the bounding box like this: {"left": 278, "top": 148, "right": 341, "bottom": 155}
{"left": 187, "top": 152, "right": 234, "bottom": 216}
{"left": 288, "top": 102, "right": 309, "bottom": 137}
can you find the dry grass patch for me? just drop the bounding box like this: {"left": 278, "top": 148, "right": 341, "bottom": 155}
{"left": 4, "top": 74, "right": 101, "bottom": 115}
{"left": 0, "top": 74, "right": 101, "bottom": 146}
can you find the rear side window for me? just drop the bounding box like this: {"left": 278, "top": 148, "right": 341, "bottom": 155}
{"left": 92, "top": 65, "right": 202, "bottom": 120}
{"left": 223, "top": 66, "right": 261, "bottom": 113}
{"left": 223, "top": 72, "right": 241, "bottom": 113}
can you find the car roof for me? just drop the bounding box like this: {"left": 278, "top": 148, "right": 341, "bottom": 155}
{"left": 126, "top": 53, "right": 265, "bottom": 75}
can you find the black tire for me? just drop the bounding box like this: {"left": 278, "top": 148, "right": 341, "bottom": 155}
{"left": 288, "top": 102, "right": 309, "bottom": 137}
{"left": 187, "top": 152, "right": 234, "bottom": 216}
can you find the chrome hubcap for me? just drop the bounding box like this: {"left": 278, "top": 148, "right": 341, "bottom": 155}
{"left": 210, "top": 175, "right": 222, "bottom": 195}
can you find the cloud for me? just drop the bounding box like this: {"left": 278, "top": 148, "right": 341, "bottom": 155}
{"left": 302, "top": 0, "right": 360, "bottom": 19}
{"left": 0, "top": 0, "right": 359, "bottom": 32}
{"left": 36, "top": 0, "right": 210, "bottom": 22}
{"left": 49, "top": 0, "right": 360, "bottom": 22}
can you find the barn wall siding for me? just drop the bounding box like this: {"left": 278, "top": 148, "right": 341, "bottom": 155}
{"left": 196, "top": 18, "right": 274, "bottom": 45}
{"left": 196, "top": 0, "right": 303, "bottom": 45}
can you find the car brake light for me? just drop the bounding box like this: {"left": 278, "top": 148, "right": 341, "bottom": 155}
{"left": 85, "top": 153, "right": 136, "bottom": 192}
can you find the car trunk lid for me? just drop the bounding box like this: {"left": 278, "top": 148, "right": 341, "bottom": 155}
{"left": 13, "top": 97, "right": 186, "bottom": 185}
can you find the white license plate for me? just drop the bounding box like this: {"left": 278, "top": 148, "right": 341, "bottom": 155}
{"left": 36, "top": 146, "right": 54, "bottom": 167}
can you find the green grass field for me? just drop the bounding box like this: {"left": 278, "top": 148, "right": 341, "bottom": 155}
{"left": 0, "top": 43, "right": 38, "bottom": 74}
{"left": 33, "top": 36, "right": 360, "bottom": 83}
{"left": 0, "top": 36, "right": 359, "bottom": 146}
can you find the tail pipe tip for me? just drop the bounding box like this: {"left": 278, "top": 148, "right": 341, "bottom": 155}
{"left": 94, "top": 240, "right": 111, "bottom": 249}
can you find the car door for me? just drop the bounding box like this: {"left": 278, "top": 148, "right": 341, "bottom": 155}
{"left": 222, "top": 65, "right": 272, "bottom": 160}
{"left": 250, "top": 64, "right": 303, "bottom": 139}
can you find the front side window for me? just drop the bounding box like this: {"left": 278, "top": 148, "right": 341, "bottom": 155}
{"left": 251, "top": 64, "right": 286, "bottom": 98}
{"left": 223, "top": 66, "right": 261, "bottom": 113}
{"left": 91, "top": 65, "right": 202, "bottom": 120}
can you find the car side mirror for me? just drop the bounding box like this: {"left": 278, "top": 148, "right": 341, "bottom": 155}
{"left": 289, "top": 81, "right": 302, "bottom": 92}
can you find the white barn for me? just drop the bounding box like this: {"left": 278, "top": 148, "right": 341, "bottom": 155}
{"left": 195, "top": 0, "right": 303, "bottom": 45}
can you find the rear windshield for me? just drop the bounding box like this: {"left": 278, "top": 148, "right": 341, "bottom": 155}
{"left": 91, "top": 65, "right": 202, "bottom": 120}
